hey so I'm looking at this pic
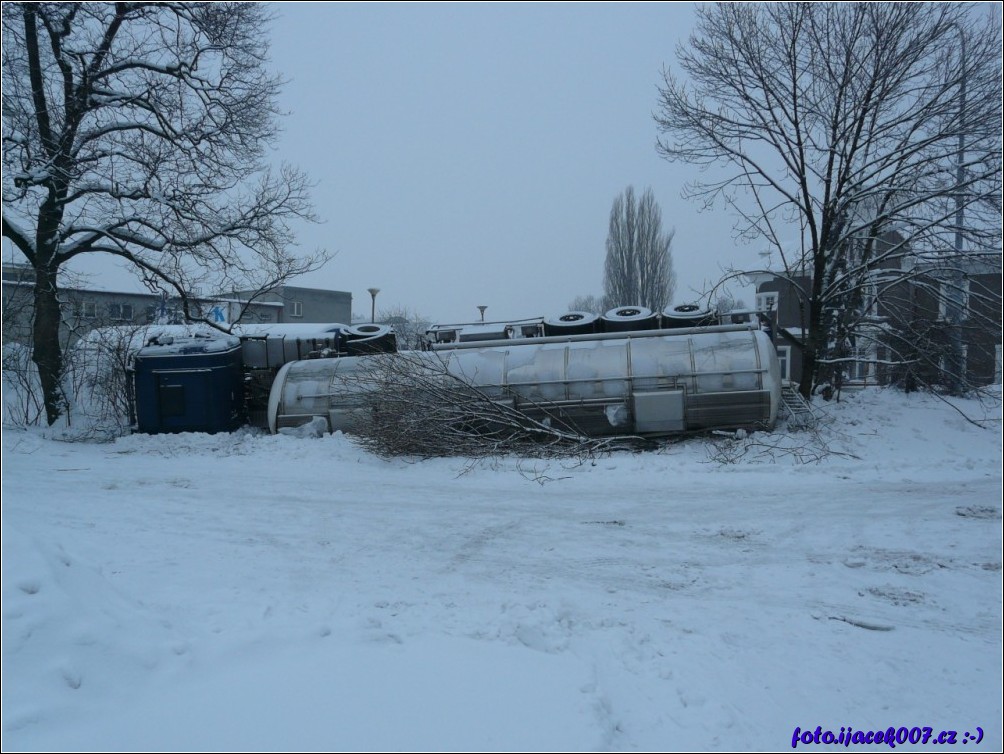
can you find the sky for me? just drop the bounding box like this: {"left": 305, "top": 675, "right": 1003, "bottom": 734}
{"left": 16, "top": 2, "right": 761, "bottom": 325}
{"left": 263, "top": 2, "right": 754, "bottom": 323}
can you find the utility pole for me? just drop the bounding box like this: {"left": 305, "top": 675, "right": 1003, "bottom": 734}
{"left": 947, "top": 26, "right": 967, "bottom": 394}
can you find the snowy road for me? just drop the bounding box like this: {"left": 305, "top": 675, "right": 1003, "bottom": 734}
{"left": 2, "top": 388, "right": 1001, "bottom": 751}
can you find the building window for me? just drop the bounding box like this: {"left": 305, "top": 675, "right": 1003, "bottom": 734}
{"left": 776, "top": 345, "right": 792, "bottom": 382}
{"left": 290, "top": 300, "right": 303, "bottom": 318}
{"left": 73, "top": 301, "right": 97, "bottom": 319}
{"left": 848, "top": 345, "right": 876, "bottom": 383}
{"left": 756, "top": 291, "right": 779, "bottom": 313}
{"left": 940, "top": 345, "right": 968, "bottom": 382}
{"left": 861, "top": 282, "right": 877, "bottom": 317}
{"left": 109, "top": 303, "right": 134, "bottom": 321}
{"left": 938, "top": 279, "right": 970, "bottom": 321}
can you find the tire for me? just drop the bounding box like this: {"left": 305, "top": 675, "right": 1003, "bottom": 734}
{"left": 661, "top": 303, "right": 716, "bottom": 329}
{"left": 543, "top": 311, "right": 600, "bottom": 336}
{"left": 601, "top": 306, "right": 658, "bottom": 333}
{"left": 345, "top": 324, "right": 397, "bottom": 355}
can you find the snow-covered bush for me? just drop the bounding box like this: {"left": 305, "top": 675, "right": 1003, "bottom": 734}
{"left": 2, "top": 342, "right": 46, "bottom": 427}
{"left": 3, "top": 324, "right": 214, "bottom": 440}
{"left": 3, "top": 332, "right": 133, "bottom": 439}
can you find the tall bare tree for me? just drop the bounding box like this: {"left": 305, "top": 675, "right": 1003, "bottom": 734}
{"left": 602, "top": 186, "right": 676, "bottom": 312}
{"left": 655, "top": 2, "right": 1001, "bottom": 397}
{"left": 2, "top": 2, "right": 326, "bottom": 424}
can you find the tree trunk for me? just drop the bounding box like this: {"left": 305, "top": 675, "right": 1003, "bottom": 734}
{"left": 31, "top": 264, "right": 65, "bottom": 425}
{"left": 798, "top": 344, "right": 816, "bottom": 399}
{"left": 31, "top": 179, "right": 68, "bottom": 426}
{"left": 799, "top": 244, "right": 828, "bottom": 400}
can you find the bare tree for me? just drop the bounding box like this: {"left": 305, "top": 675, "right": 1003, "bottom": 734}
{"left": 2, "top": 2, "right": 327, "bottom": 424}
{"left": 377, "top": 305, "right": 431, "bottom": 351}
{"left": 714, "top": 294, "right": 746, "bottom": 315}
{"left": 655, "top": 2, "right": 1001, "bottom": 398}
{"left": 566, "top": 294, "right": 605, "bottom": 314}
{"left": 602, "top": 186, "right": 676, "bottom": 312}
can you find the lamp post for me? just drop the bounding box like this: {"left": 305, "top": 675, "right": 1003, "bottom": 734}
{"left": 367, "top": 287, "right": 380, "bottom": 323}
{"left": 477, "top": 305, "right": 487, "bottom": 322}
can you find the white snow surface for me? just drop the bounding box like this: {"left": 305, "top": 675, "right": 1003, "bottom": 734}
{"left": 2, "top": 388, "right": 1001, "bottom": 752}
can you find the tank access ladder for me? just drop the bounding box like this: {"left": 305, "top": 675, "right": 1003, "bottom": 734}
{"left": 780, "top": 381, "right": 817, "bottom": 429}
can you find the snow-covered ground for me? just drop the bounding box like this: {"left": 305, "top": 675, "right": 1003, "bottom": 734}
{"left": 2, "top": 387, "right": 1001, "bottom": 751}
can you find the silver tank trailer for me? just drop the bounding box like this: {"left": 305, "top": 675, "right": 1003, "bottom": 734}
{"left": 267, "top": 326, "right": 781, "bottom": 437}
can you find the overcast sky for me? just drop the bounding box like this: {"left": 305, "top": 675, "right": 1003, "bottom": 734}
{"left": 62, "top": 2, "right": 761, "bottom": 324}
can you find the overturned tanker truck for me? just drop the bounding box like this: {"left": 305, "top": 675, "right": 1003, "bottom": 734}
{"left": 267, "top": 322, "right": 782, "bottom": 438}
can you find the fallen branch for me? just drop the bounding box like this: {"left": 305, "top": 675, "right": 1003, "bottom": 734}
{"left": 344, "top": 351, "right": 655, "bottom": 460}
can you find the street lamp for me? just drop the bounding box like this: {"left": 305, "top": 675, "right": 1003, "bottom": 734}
{"left": 367, "top": 287, "right": 380, "bottom": 323}
{"left": 477, "top": 305, "right": 487, "bottom": 322}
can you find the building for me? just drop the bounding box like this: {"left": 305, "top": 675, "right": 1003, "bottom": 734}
{"left": 875, "top": 254, "right": 1002, "bottom": 389}
{"left": 748, "top": 235, "right": 1002, "bottom": 390}
{"left": 2, "top": 263, "right": 351, "bottom": 346}
{"left": 229, "top": 284, "right": 352, "bottom": 326}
